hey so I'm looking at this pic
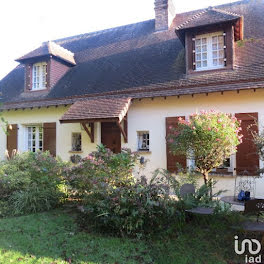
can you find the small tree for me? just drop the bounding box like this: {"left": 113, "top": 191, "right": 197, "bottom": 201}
{"left": 251, "top": 124, "right": 264, "bottom": 174}
{"left": 168, "top": 110, "right": 242, "bottom": 185}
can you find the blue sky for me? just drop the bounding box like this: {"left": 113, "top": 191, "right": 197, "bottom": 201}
{"left": 0, "top": 0, "right": 238, "bottom": 80}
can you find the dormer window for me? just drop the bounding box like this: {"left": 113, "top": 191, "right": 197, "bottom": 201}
{"left": 176, "top": 7, "right": 243, "bottom": 74}
{"left": 32, "top": 62, "right": 47, "bottom": 90}
{"left": 194, "top": 32, "right": 226, "bottom": 71}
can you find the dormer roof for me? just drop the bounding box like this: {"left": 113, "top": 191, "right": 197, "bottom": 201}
{"left": 175, "top": 7, "right": 243, "bottom": 43}
{"left": 176, "top": 7, "right": 241, "bottom": 30}
{"left": 16, "top": 41, "right": 76, "bottom": 65}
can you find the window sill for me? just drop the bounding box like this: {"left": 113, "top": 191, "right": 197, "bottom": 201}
{"left": 25, "top": 88, "right": 49, "bottom": 93}
{"left": 32, "top": 88, "right": 47, "bottom": 91}
{"left": 69, "top": 150, "right": 83, "bottom": 154}
{"left": 187, "top": 65, "right": 233, "bottom": 75}
{"left": 136, "top": 150, "right": 152, "bottom": 154}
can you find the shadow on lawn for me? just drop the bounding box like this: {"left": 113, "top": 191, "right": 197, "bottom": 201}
{"left": 148, "top": 213, "right": 264, "bottom": 264}
{"left": 0, "top": 209, "right": 153, "bottom": 264}
{"left": 0, "top": 209, "right": 263, "bottom": 264}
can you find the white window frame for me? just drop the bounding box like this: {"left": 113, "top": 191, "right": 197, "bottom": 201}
{"left": 26, "top": 125, "right": 43, "bottom": 152}
{"left": 137, "top": 131, "right": 150, "bottom": 151}
{"left": 211, "top": 154, "right": 235, "bottom": 173}
{"left": 32, "top": 62, "right": 47, "bottom": 91}
{"left": 194, "top": 31, "right": 226, "bottom": 71}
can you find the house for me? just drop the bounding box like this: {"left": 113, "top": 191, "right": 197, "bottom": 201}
{"left": 0, "top": 0, "right": 264, "bottom": 196}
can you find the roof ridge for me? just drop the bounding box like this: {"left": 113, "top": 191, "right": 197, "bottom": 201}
{"left": 211, "top": 7, "right": 241, "bottom": 18}
{"left": 176, "top": 5, "right": 241, "bottom": 30}
{"left": 51, "top": 19, "right": 155, "bottom": 45}
{"left": 47, "top": 41, "right": 74, "bottom": 57}
{"left": 176, "top": 9, "right": 207, "bottom": 30}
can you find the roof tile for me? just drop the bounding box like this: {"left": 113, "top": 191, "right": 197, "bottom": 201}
{"left": 16, "top": 41, "right": 76, "bottom": 65}
{"left": 60, "top": 97, "right": 131, "bottom": 122}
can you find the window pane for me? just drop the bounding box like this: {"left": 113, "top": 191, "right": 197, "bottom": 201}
{"left": 213, "top": 59, "right": 218, "bottom": 66}
{"left": 32, "top": 63, "right": 47, "bottom": 90}
{"left": 196, "top": 39, "right": 201, "bottom": 45}
{"left": 195, "top": 37, "right": 207, "bottom": 70}
{"left": 218, "top": 50, "right": 224, "bottom": 58}
{"left": 196, "top": 54, "right": 201, "bottom": 60}
{"left": 213, "top": 51, "right": 217, "bottom": 58}
{"left": 212, "top": 43, "right": 217, "bottom": 50}
{"left": 137, "top": 131, "right": 150, "bottom": 150}
{"left": 27, "top": 126, "right": 43, "bottom": 152}
{"left": 212, "top": 36, "right": 217, "bottom": 43}
{"left": 211, "top": 34, "right": 225, "bottom": 68}
{"left": 72, "top": 133, "right": 82, "bottom": 151}
{"left": 218, "top": 35, "right": 224, "bottom": 44}
{"left": 219, "top": 58, "right": 224, "bottom": 66}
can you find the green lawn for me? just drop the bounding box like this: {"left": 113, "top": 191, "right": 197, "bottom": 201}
{"left": 0, "top": 209, "right": 262, "bottom": 264}
{"left": 0, "top": 210, "right": 152, "bottom": 264}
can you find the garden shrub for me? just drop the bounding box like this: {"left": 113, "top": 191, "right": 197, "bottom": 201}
{"left": 65, "top": 144, "right": 139, "bottom": 198}
{"left": 174, "top": 179, "right": 229, "bottom": 214}
{"left": 0, "top": 151, "right": 68, "bottom": 216}
{"left": 65, "top": 146, "right": 182, "bottom": 237}
{"left": 78, "top": 172, "right": 182, "bottom": 238}
{"left": 168, "top": 110, "right": 241, "bottom": 184}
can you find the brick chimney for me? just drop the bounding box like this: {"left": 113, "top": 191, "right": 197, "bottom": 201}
{"left": 154, "top": 0, "right": 176, "bottom": 31}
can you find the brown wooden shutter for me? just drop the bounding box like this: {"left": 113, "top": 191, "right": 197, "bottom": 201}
{"left": 166, "top": 117, "right": 186, "bottom": 173}
{"left": 7, "top": 124, "right": 18, "bottom": 157}
{"left": 235, "top": 113, "right": 259, "bottom": 175}
{"left": 43, "top": 122, "right": 56, "bottom": 156}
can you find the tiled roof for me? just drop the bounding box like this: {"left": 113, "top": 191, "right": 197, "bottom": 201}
{"left": 1, "top": 79, "right": 264, "bottom": 111}
{"left": 16, "top": 41, "right": 76, "bottom": 65}
{"left": 176, "top": 7, "right": 241, "bottom": 30}
{"left": 2, "top": 0, "right": 264, "bottom": 110}
{"left": 60, "top": 97, "right": 131, "bottom": 123}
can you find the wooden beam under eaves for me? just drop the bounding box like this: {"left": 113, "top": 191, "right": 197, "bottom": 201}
{"left": 81, "top": 123, "right": 94, "bottom": 143}
{"left": 116, "top": 120, "right": 127, "bottom": 143}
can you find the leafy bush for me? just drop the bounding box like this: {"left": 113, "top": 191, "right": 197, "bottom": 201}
{"left": 78, "top": 171, "right": 181, "bottom": 238}
{"left": 251, "top": 123, "right": 264, "bottom": 174}
{"left": 65, "top": 145, "right": 139, "bottom": 198}
{"left": 65, "top": 146, "right": 181, "bottom": 237}
{"left": 176, "top": 170, "right": 200, "bottom": 188}
{"left": 9, "top": 186, "right": 63, "bottom": 215}
{"left": 0, "top": 151, "right": 68, "bottom": 216}
{"left": 168, "top": 110, "right": 242, "bottom": 184}
{"left": 174, "top": 179, "right": 229, "bottom": 215}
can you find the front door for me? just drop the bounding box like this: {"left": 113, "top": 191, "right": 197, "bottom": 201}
{"left": 101, "top": 122, "right": 121, "bottom": 153}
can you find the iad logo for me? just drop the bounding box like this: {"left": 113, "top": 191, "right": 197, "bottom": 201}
{"left": 234, "top": 236, "right": 262, "bottom": 263}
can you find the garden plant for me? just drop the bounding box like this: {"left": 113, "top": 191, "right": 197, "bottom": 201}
{"left": 0, "top": 151, "right": 68, "bottom": 216}
{"left": 167, "top": 110, "right": 242, "bottom": 185}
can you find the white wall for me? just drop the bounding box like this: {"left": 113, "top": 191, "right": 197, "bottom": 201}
{"left": 1, "top": 89, "right": 264, "bottom": 197}
{"left": 123, "top": 89, "right": 264, "bottom": 197}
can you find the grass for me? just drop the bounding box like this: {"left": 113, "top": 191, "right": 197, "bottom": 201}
{"left": 0, "top": 209, "right": 153, "bottom": 264}
{"left": 150, "top": 213, "right": 264, "bottom": 264}
{"left": 0, "top": 209, "right": 263, "bottom": 264}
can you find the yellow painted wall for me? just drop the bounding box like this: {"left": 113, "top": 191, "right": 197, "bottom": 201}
{"left": 0, "top": 106, "right": 99, "bottom": 161}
